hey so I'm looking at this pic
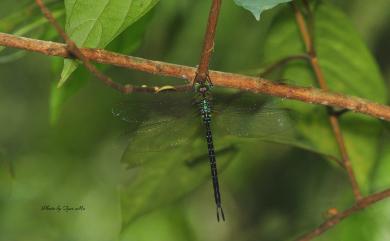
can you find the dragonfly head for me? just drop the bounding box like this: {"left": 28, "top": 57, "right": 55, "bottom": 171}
{"left": 194, "top": 78, "right": 212, "bottom": 94}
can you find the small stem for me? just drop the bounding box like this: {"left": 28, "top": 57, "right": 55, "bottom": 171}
{"left": 260, "top": 54, "right": 310, "bottom": 77}
{"left": 329, "top": 114, "right": 362, "bottom": 199}
{"left": 295, "top": 188, "right": 390, "bottom": 241}
{"left": 292, "top": 0, "right": 362, "bottom": 201}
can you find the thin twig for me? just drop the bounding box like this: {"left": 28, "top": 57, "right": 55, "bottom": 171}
{"left": 1, "top": 32, "right": 390, "bottom": 121}
{"left": 259, "top": 54, "right": 310, "bottom": 77}
{"left": 295, "top": 188, "right": 390, "bottom": 241}
{"left": 34, "top": 0, "right": 157, "bottom": 94}
{"left": 195, "top": 0, "right": 222, "bottom": 82}
{"left": 292, "top": 0, "right": 362, "bottom": 201}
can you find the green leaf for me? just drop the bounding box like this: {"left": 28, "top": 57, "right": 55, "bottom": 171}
{"left": 59, "top": 0, "right": 159, "bottom": 86}
{"left": 262, "top": 2, "right": 387, "bottom": 193}
{"left": 310, "top": 152, "right": 390, "bottom": 241}
{"left": 50, "top": 8, "right": 154, "bottom": 123}
{"left": 233, "top": 0, "right": 292, "bottom": 20}
{"left": 50, "top": 61, "right": 89, "bottom": 124}
{"left": 371, "top": 126, "right": 390, "bottom": 190}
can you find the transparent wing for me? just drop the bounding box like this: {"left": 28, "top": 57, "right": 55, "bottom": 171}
{"left": 112, "top": 92, "right": 199, "bottom": 154}
{"left": 113, "top": 91, "right": 298, "bottom": 156}
{"left": 112, "top": 91, "right": 195, "bottom": 124}
{"left": 211, "top": 93, "right": 297, "bottom": 143}
{"left": 215, "top": 104, "right": 295, "bottom": 142}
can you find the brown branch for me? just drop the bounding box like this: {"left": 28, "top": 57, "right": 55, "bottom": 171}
{"left": 34, "top": 0, "right": 157, "bottom": 94}
{"left": 292, "top": 1, "right": 362, "bottom": 201}
{"left": 295, "top": 188, "right": 390, "bottom": 241}
{"left": 1, "top": 32, "right": 390, "bottom": 121}
{"left": 195, "top": 0, "right": 222, "bottom": 82}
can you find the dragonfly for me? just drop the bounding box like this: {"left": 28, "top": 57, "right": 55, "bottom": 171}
{"left": 193, "top": 75, "right": 226, "bottom": 221}
{"left": 113, "top": 80, "right": 297, "bottom": 222}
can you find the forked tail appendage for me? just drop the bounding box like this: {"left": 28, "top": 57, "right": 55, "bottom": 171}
{"left": 216, "top": 205, "right": 225, "bottom": 222}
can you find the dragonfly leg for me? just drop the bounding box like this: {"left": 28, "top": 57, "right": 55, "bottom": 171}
{"left": 205, "top": 72, "right": 213, "bottom": 87}
{"left": 193, "top": 72, "right": 200, "bottom": 86}
{"left": 193, "top": 71, "right": 213, "bottom": 86}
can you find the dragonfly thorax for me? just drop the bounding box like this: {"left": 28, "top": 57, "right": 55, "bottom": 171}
{"left": 194, "top": 80, "right": 213, "bottom": 101}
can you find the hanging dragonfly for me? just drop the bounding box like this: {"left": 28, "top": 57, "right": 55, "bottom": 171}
{"left": 193, "top": 74, "right": 225, "bottom": 221}
{"left": 113, "top": 81, "right": 297, "bottom": 222}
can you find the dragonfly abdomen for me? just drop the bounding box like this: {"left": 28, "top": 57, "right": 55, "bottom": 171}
{"left": 199, "top": 99, "right": 225, "bottom": 221}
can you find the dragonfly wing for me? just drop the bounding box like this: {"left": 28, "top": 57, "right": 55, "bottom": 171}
{"left": 126, "top": 115, "right": 197, "bottom": 151}
{"left": 112, "top": 92, "right": 200, "bottom": 168}
{"left": 112, "top": 92, "right": 194, "bottom": 124}
{"left": 214, "top": 101, "right": 297, "bottom": 143}
{"left": 121, "top": 116, "right": 200, "bottom": 168}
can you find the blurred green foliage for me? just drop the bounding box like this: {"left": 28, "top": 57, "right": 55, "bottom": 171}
{"left": 0, "top": 0, "right": 389, "bottom": 241}
{"left": 263, "top": 2, "right": 387, "bottom": 193}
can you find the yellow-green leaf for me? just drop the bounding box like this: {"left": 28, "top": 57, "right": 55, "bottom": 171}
{"left": 58, "top": 0, "right": 159, "bottom": 86}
